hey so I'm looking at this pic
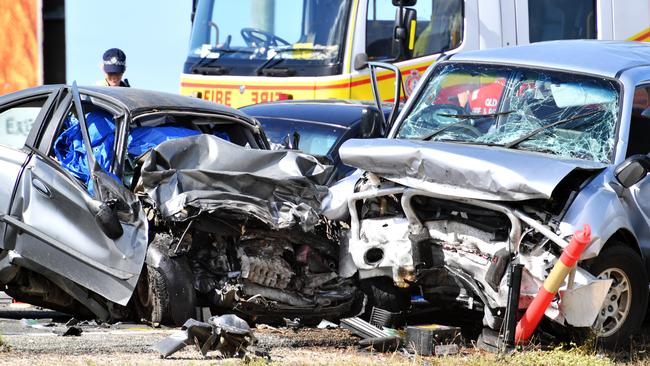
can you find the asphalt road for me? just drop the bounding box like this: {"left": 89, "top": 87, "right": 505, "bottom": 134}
{"left": 0, "top": 303, "right": 392, "bottom": 365}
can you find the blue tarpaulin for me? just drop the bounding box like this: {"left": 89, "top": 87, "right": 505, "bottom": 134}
{"left": 54, "top": 111, "right": 231, "bottom": 192}
{"left": 54, "top": 110, "right": 116, "bottom": 187}
{"left": 127, "top": 126, "right": 201, "bottom": 157}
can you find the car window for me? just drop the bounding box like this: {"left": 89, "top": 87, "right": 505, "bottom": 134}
{"left": 0, "top": 97, "right": 47, "bottom": 149}
{"left": 366, "top": 0, "right": 463, "bottom": 60}
{"left": 51, "top": 103, "right": 117, "bottom": 190}
{"left": 258, "top": 118, "right": 345, "bottom": 156}
{"left": 626, "top": 85, "right": 650, "bottom": 157}
{"left": 528, "top": 0, "right": 596, "bottom": 43}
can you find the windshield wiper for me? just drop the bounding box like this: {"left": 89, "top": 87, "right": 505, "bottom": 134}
{"left": 255, "top": 51, "right": 285, "bottom": 76}
{"left": 256, "top": 47, "right": 329, "bottom": 76}
{"left": 504, "top": 110, "right": 600, "bottom": 149}
{"left": 419, "top": 110, "right": 514, "bottom": 141}
{"left": 190, "top": 43, "right": 253, "bottom": 75}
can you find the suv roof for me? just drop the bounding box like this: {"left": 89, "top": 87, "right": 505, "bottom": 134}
{"left": 450, "top": 40, "right": 650, "bottom": 78}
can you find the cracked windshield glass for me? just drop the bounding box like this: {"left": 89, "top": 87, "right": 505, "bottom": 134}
{"left": 188, "top": 0, "right": 350, "bottom": 64}
{"left": 397, "top": 63, "right": 620, "bottom": 163}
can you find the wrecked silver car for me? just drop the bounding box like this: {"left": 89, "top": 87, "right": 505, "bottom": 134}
{"left": 330, "top": 41, "right": 650, "bottom": 348}
{"left": 0, "top": 84, "right": 356, "bottom": 326}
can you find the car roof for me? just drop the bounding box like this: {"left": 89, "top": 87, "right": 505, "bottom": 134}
{"left": 0, "top": 84, "right": 62, "bottom": 101}
{"left": 450, "top": 40, "right": 650, "bottom": 78}
{"left": 241, "top": 100, "right": 393, "bottom": 127}
{"left": 79, "top": 86, "right": 247, "bottom": 115}
{"left": 2, "top": 85, "right": 255, "bottom": 124}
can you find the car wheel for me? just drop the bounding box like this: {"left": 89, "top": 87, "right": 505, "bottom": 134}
{"left": 587, "top": 244, "right": 648, "bottom": 349}
{"left": 134, "top": 233, "right": 174, "bottom": 325}
{"left": 134, "top": 262, "right": 170, "bottom": 325}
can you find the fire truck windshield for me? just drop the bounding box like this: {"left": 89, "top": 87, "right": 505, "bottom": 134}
{"left": 189, "top": 0, "right": 351, "bottom": 66}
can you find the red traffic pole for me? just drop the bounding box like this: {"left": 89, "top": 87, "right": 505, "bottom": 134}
{"left": 515, "top": 224, "right": 591, "bottom": 343}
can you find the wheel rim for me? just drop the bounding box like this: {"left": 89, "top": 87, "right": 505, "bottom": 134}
{"left": 592, "top": 268, "right": 631, "bottom": 337}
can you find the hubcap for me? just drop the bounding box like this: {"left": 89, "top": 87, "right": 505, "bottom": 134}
{"left": 592, "top": 268, "right": 631, "bottom": 337}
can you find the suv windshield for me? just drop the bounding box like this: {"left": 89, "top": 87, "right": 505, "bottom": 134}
{"left": 396, "top": 63, "right": 620, "bottom": 163}
{"left": 189, "top": 0, "right": 350, "bottom": 64}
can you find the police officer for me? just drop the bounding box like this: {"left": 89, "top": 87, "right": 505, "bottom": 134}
{"left": 98, "top": 48, "right": 130, "bottom": 87}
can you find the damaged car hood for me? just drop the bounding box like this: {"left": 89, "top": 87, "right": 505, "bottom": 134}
{"left": 136, "top": 134, "right": 331, "bottom": 230}
{"left": 339, "top": 138, "right": 605, "bottom": 201}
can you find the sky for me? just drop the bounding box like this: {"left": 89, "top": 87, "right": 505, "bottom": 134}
{"left": 64, "top": 0, "right": 415, "bottom": 94}
{"left": 66, "top": 0, "right": 192, "bottom": 94}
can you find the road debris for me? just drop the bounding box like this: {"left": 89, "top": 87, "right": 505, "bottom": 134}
{"left": 316, "top": 319, "right": 338, "bottom": 329}
{"left": 58, "top": 326, "right": 83, "bottom": 337}
{"left": 369, "top": 307, "right": 403, "bottom": 328}
{"left": 435, "top": 344, "right": 460, "bottom": 356}
{"left": 358, "top": 335, "right": 402, "bottom": 352}
{"left": 405, "top": 324, "right": 462, "bottom": 356}
{"left": 152, "top": 314, "right": 255, "bottom": 359}
{"left": 20, "top": 318, "right": 55, "bottom": 329}
{"left": 284, "top": 318, "right": 301, "bottom": 330}
{"left": 340, "top": 317, "right": 389, "bottom": 339}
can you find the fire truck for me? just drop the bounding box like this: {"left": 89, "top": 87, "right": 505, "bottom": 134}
{"left": 181, "top": 0, "right": 650, "bottom": 108}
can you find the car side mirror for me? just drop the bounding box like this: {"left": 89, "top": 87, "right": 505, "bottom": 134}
{"left": 614, "top": 154, "right": 650, "bottom": 188}
{"left": 393, "top": 3, "right": 417, "bottom": 59}
{"left": 92, "top": 200, "right": 124, "bottom": 239}
{"left": 354, "top": 53, "right": 368, "bottom": 70}
{"left": 359, "top": 108, "right": 383, "bottom": 138}
{"left": 392, "top": 0, "right": 416, "bottom": 6}
{"left": 403, "top": 8, "right": 417, "bottom": 58}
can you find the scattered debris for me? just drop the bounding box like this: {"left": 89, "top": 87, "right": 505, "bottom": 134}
{"left": 405, "top": 325, "right": 461, "bottom": 356}
{"left": 255, "top": 324, "right": 278, "bottom": 331}
{"left": 340, "top": 317, "right": 389, "bottom": 339}
{"left": 153, "top": 314, "right": 255, "bottom": 359}
{"left": 284, "top": 318, "right": 301, "bottom": 330}
{"left": 58, "top": 326, "right": 83, "bottom": 337}
{"left": 369, "top": 307, "right": 403, "bottom": 328}
{"left": 20, "top": 318, "right": 55, "bottom": 329}
{"left": 358, "top": 335, "right": 402, "bottom": 352}
{"left": 249, "top": 346, "right": 271, "bottom": 360}
{"left": 64, "top": 318, "right": 79, "bottom": 327}
{"left": 434, "top": 344, "right": 460, "bottom": 356}
{"left": 316, "top": 319, "right": 338, "bottom": 329}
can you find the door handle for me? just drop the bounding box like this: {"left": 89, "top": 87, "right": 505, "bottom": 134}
{"left": 32, "top": 178, "right": 52, "bottom": 198}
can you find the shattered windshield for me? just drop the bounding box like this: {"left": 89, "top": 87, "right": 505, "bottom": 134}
{"left": 189, "top": 0, "right": 350, "bottom": 64}
{"left": 396, "top": 63, "right": 620, "bottom": 163}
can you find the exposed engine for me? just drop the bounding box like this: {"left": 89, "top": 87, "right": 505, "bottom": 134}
{"left": 344, "top": 173, "right": 606, "bottom": 331}
{"left": 163, "top": 219, "right": 358, "bottom": 324}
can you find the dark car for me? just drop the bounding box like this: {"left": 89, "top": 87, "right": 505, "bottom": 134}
{"left": 0, "top": 84, "right": 357, "bottom": 326}
{"left": 241, "top": 100, "right": 392, "bottom": 184}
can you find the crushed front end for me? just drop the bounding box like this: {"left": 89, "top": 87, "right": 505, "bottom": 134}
{"left": 341, "top": 171, "right": 611, "bottom": 337}
{"left": 136, "top": 135, "right": 359, "bottom": 324}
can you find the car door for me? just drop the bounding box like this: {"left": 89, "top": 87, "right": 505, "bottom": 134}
{"left": 6, "top": 85, "right": 147, "bottom": 306}
{"left": 0, "top": 87, "right": 64, "bottom": 249}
